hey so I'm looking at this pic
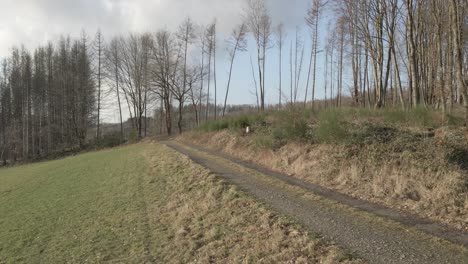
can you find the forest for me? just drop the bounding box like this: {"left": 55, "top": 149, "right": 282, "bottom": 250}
{"left": 0, "top": 0, "right": 467, "bottom": 165}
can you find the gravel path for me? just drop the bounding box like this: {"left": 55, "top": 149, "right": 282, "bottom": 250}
{"left": 164, "top": 141, "right": 468, "bottom": 264}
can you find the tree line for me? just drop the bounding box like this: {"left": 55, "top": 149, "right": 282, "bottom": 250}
{"left": 330, "top": 0, "right": 467, "bottom": 114}
{"left": 0, "top": 0, "right": 467, "bottom": 165}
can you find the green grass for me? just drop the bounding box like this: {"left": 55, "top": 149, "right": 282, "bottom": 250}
{"left": 0, "top": 145, "right": 152, "bottom": 263}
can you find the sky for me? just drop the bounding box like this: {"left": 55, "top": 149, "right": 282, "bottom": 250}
{"left": 0, "top": 0, "right": 342, "bottom": 122}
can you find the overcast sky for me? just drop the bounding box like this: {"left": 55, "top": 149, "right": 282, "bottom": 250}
{"left": 0, "top": 0, "right": 339, "bottom": 122}
{"left": 0, "top": 0, "right": 314, "bottom": 56}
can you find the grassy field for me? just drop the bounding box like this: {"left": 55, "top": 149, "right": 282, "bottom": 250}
{"left": 0, "top": 142, "right": 357, "bottom": 263}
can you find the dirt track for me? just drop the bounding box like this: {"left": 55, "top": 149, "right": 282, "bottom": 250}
{"left": 164, "top": 140, "right": 468, "bottom": 264}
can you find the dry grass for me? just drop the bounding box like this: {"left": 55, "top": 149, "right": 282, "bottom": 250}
{"left": 144, "top": 142, "right": 362, "bottom": 263}
{"left": 180, "top": 128, "right": 468, "bottom": 231}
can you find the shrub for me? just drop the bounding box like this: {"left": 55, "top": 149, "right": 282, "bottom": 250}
{"left": 97, "top": 133, "right": 125, "bottom": 148}
{"left": 270, "top": 108, "right": 311, "bottom": 143}
{"left": 229, "top": 115, "right": 251, "bottom": 129}
{"left": 128, "top": 130, "right": 138, "bottom": 143}
{"left": 199, "top": 119, "right": 228, "bottom": 132}
{"left": 314, "top": 109, "right": 349, "bottom": 144}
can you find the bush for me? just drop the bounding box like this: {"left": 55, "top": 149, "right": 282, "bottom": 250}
{"left": 229, "top": 115, "right": 251, "bottom": 129}
{"left": 128, "top": 130, "right": 138, "bottom": 143}
{"left": 314, "top": 109, "right": 349, "bottom": 144}
{"left": 270, "top": 108, "right": 311, "bottom": 144}
{"left": 97, "top": 133, "right": 125, "bottom": 148}
{"left": 199, "top": 119, "right": 229, "bottom": 132}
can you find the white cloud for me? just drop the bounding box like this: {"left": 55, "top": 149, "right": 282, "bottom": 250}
{"left": 0, "top": 0, "right": 310, "bottom": 58}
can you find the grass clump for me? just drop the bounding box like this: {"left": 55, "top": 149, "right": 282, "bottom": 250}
{"left": 252, "top": 127, "right": 275, "bottom": 149}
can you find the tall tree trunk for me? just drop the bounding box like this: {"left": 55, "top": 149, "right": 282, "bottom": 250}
{"left": 450, "top": 0, "right": 468, "bottom": 121}
{"left": 223, "top": 47, "right": 237, "bottom": 117}
{"left": 205, "top": 41, "right": 212, "bottom": 121}
{"left": 213, "top": 30, "right": 218, "bottom": 120}
{"left": 116, "top": 75, "right": 123, "bottom": 142}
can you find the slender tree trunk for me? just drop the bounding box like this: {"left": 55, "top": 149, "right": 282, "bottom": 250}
{"left": 250, "top": 56, "right": 260, "bottom": 111}
{"left": 450, "top": 0, "right": 468, "bottom": 121}
{"left": 213, "top": 30, "right": 218, "bottom": 120}
{"left": 290, "top": 41, "right": 293, "bottom": 105}
{"left": 205, "top": 42, "right": 212, "bottom": 121}
{"left": 116, "top": 75, "right": 123, "bottom": 142}
{"left": 178, "top": 99, "right": 183, "bottom": 134}
{"left": 406, "top": 0, "right": 420, "bottom": 107}
{"left": 304, "top": 32, "right": 314, "bottom": 108}
{"left": 223, "top": 47, "right": 237, "bottom": 117}
{"left": 96, "top": 37, "right": 102, "bottom": 143}
{"left": 278, "top": 35, "right": 282, "bottom": 109}
{"left": 198, "top": 41, "right": 205, "bottom": 125}
{"left": 338, "top": 28, "right": 344, "bottom": 107}
{"left": 311, "top": 18, "right": 320, "bottom": 109}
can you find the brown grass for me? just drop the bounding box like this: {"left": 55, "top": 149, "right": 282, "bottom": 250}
{"left": 143, "top": 142, "right": 363, "bottom": 263}
{"left": 180, "top": 129, "right": 468, "bottom": 231}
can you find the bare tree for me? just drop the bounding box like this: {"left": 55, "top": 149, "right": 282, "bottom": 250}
{"left": 213, "top": 22, "right": 218, "bottom": 120}
{"left": 205, "top": 22, "right": 216, "bottom": 120}
{"left": 405, "top": 0, "right": 421, "bottom": 107}
{"left": 245, "top": 0, "right": 272, "bottom": 111}
{"left": 175, "top": 18, "right": 197, "bottom": 133}
{"left": 93, "top": 30, "right": 104, "bottom": 142}
{"left": 105, "top": 38, "right": 124, "bottom": 142}
{"left": 450, "top": 0, "right": 468, "bottom": 121}
{"left": 305, "top": 0, "right": 326, "bottom": 109}
{"left": 275, "top": 23, "right": 286, "bottom": 108}
{"left": 194, "top": 27, "right": 206, "bottom": 125}
{"left": 223, "top": 23, "right": 248, "bottom": 117}
{"left": 293, "top": 28, "right": 305, "bottom": 104}
{"left": 117, "top": 34, "right": 148, "bottom": 138}
{"left": 152, "top": 30, "right": 177, "bottom": 135}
